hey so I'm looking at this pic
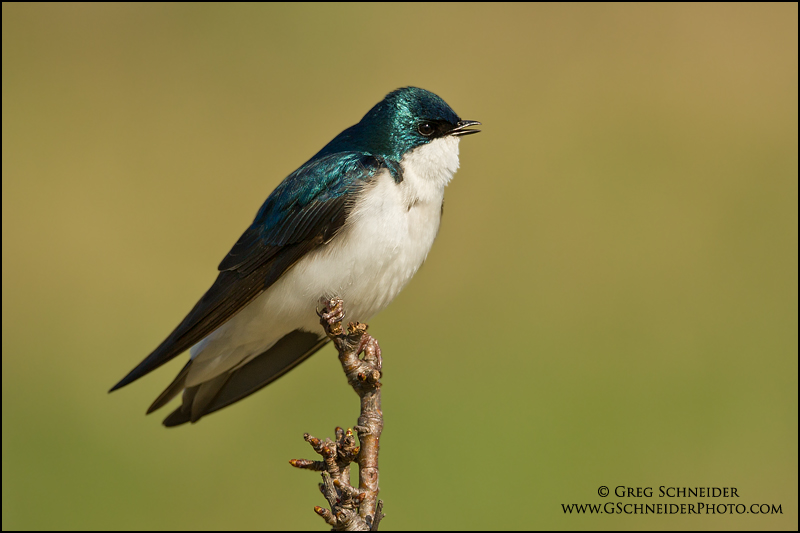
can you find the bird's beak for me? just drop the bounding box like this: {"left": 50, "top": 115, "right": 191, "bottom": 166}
{"left": 448, "top": 120, "right": 481, "bottom": 137}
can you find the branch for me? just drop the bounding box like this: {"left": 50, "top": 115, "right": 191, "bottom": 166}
{"left": 289, "top": 298, "right": 386, "bottom": 530}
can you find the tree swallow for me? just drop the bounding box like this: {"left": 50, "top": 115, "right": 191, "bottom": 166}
{"left": 110, "top": 87, "right": 480, "bottom": 426}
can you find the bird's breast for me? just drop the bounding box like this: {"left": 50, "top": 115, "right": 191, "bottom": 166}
{"left": 292, "top": 168, "right": 445, "bottom": 321}
{"left": 254, "top": 137, "right": 461, "bottom": 329}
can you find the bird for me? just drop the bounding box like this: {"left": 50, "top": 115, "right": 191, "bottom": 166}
{"left": 110, "top": 87, "right": 480, "bottom": 426}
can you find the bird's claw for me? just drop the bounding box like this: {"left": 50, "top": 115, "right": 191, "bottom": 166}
{"left": 317, "top": 297, "right": 345, "bottom": 333}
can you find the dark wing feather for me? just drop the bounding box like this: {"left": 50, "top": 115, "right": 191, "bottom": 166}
{"left": 161, "top": 330, "right": 329, "bottom": 426}
{"left": 110, "top": 152, "right": 384, "bottom": 393}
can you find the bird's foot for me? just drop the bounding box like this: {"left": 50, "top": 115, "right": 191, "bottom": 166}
{"left": 317, "top": 297, "right": 345, "bottom": 336}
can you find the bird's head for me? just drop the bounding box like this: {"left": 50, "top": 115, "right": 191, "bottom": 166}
{"left": 318, "top": 87, "right": 480, "bottom": 161}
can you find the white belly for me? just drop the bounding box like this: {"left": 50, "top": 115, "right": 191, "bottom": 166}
{"left": 185, "top": 136, "right": 461, "bottom": 386}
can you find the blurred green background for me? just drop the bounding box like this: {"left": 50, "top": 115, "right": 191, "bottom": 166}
{"left": 2, "top": 3, "right": 797, "bottom": 530}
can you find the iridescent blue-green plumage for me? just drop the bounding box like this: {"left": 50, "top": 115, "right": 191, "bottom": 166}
{"left": 314, "top": 87, "right": 461, "bottom": 161}
{"left": 221, "top": 152, "right": 384, "bottom": 272}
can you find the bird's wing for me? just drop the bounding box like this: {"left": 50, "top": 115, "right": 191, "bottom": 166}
{"left": 110, "top": 152, "right": 386, "bottom": 392}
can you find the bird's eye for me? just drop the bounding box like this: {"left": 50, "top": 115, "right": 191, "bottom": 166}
{"left": 417, "top": 122, "right": 435, "bottom": 137}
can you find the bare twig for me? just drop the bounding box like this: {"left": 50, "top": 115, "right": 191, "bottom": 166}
{"left": 289, "top": 298, "right": 385, "bottom": 530}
